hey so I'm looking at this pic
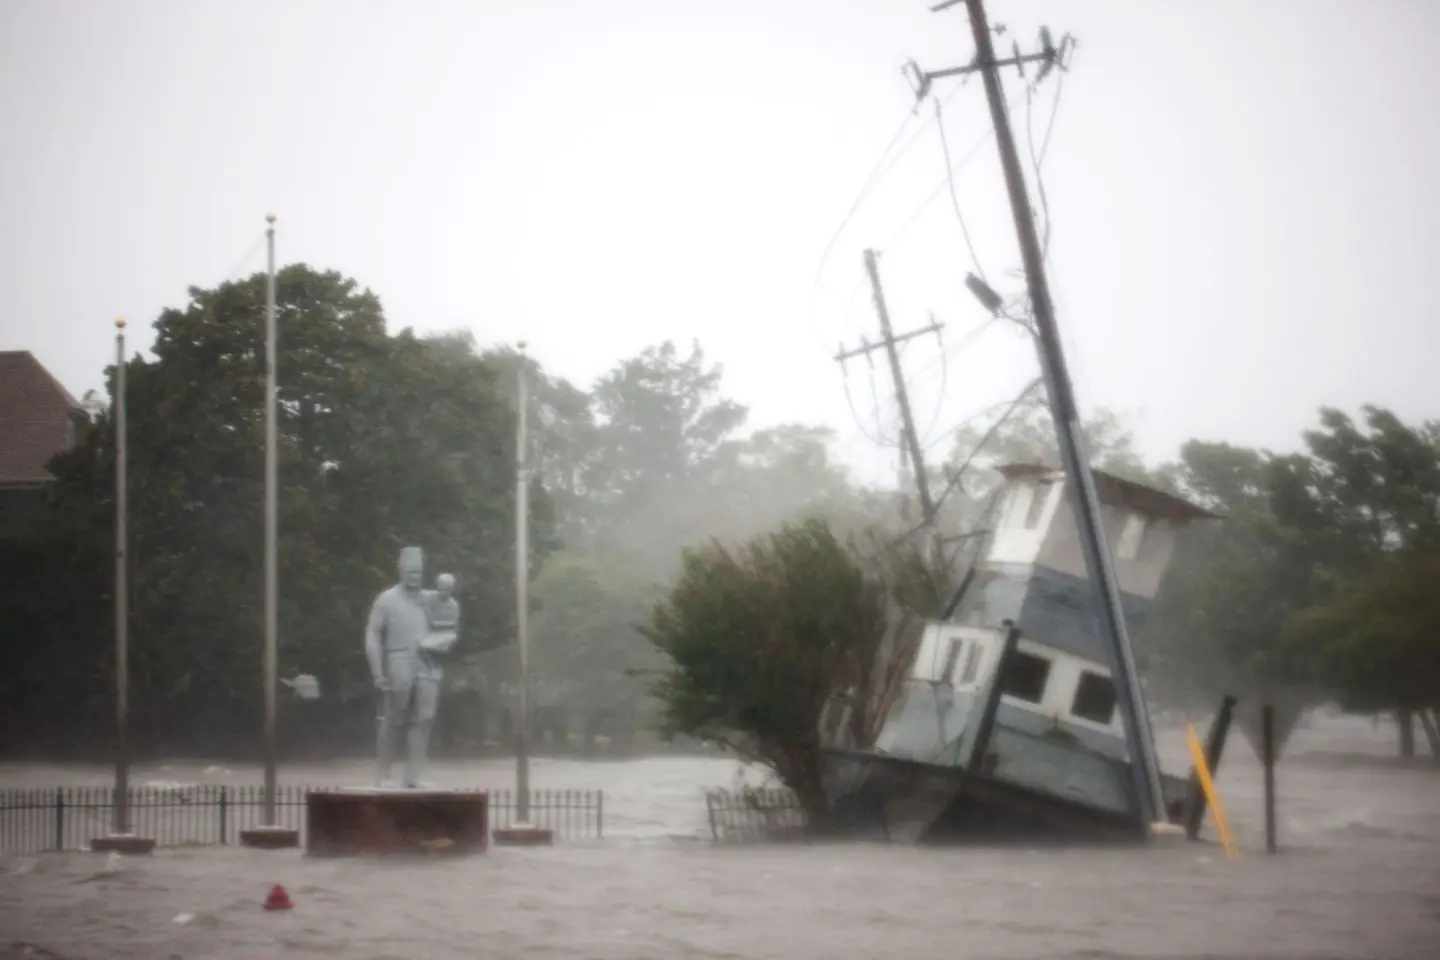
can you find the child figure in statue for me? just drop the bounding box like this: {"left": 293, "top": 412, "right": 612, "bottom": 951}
{"left": 421, "top": 573, "right": 460, "bottom": 657}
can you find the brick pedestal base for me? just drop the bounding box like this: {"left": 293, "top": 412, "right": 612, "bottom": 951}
{"left": 306, "top": 789, "right": 488, "bottom": 856}
{"left": 492, "top": 825, "right": 555, "bottom": 846}
{"left": 90, "top": 834, "right": 156, "bottom": 855}
{"left": 240, "top": 825, "right": 301, "bottom": 849}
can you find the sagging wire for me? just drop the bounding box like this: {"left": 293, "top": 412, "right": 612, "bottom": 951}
{"left": 840, "top": 365, "right": 895, "bottom": 448}
{"left": 935, "top": 95, "right": 989, "bottom": 287}
{"left": 865, "top": 375, "right": 1044, "bottom": 563}
{"left": 808, "top": 76, "right": 975, "bottom": 347}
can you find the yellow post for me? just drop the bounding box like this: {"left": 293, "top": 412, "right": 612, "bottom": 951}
{"left": 1186, "top": 723, "right": 1239, "bottom": 860}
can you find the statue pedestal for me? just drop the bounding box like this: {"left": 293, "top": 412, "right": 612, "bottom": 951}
{"left": 90, "top": 834, "right": 156, "bottom": 855}
{"left": 305, "top": 788, "right": 488, "bottom": 856}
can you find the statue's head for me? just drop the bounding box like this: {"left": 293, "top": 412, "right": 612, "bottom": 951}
{"left": 398, "top": 546, "right": 424, "bottom": 589}
{"left": 435, "top": 573, "right": 456, "bottom": 600}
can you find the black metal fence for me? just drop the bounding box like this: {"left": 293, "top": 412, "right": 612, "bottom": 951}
{"left": 704, "top": 787, "right": 806, "bottom": 844}
{"left": 0, "top": 786, "right": 603, "bottom": 853}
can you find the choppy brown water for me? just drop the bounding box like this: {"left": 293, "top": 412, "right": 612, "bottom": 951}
{"left": 2, "top": 714, "right": 1438, "bottom": 959}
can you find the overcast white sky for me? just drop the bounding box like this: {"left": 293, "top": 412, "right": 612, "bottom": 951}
{"left": 3, "top": 0, "right": 1437, "bottom": 487}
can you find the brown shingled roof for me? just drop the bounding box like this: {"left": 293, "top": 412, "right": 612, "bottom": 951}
{"left": 0, "top": 351, "right": 82, "bottom": 486}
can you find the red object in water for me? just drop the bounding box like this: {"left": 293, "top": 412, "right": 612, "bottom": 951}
{"left": 263, "top": 884, "right": 294, "bottom": 911}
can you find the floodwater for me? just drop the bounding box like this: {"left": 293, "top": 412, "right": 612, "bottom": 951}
{"left": 1, "top": 714, "right": 1438, "bottom": 959}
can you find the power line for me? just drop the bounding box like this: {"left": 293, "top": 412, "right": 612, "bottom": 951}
{"left": 935, "top": 97, "right": 989, "bottom": 285}
{"left": 218, "top": 233, "right": 268, "bottom": 286}
{"left": 840, "top": 364, "right": 895, "bottom": 448}
{"left": 880, "top": 121, "right": 995, "bottom": 253}
{"left": 812, "top": 81, "right": 976, "bottom": 291}
{"left": 865, "top": 375, "right": 1043, "bottom": 561}
{"left": 908, "top": 317, "right": 1005, "bottom": 450}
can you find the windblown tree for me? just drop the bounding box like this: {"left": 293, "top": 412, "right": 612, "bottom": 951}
{"left": 642, "top": 518, "right": 944, "bottom": 828}
{"left": 1269, "top": 407, "right": 1440, "bottom": 757}
{"left": 1285, "top": 548, "right": 1440, "bottom": 760}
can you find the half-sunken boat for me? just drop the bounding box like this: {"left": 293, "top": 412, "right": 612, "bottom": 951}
{"left": 820, "top": 462, "right": 1221, "bottom": 842}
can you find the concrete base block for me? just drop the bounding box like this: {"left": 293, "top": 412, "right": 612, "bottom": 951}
{"left": 306, "top": 789, "right": 488, "bottom": 856}
{"left": 492, "top": 824, "right": 555, "bottom": 847}
{"left": 1147, "top": 821, "right": 1187, "bottom": 845}
{"left": 90, "top": 834, "right": 156, "bottom": 855}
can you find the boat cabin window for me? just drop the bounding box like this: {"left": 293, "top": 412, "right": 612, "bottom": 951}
{"left": 1000, "top": 650, "right": 1051, "bottom": 704}
{"left": 940, "top": 638, "right": 963, "bottom": 684}
{"left": 958, "top": 640, "right": 982, "bottom": 685}
{"left": 1023, "top": 479, "right": 1054, "bottom": 529}
{"left": 1071, "top": 670, "right": 1118, "bottom": 726}
{"left": 1116, "top": 512, "right": 1149, "bottom": 560}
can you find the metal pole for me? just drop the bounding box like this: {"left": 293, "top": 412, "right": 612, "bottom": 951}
{"left": 960, "top": 0, "right": 1165, "bottom": 826}
{"left": 113, "top": 318, "right": 130, "bottom": 835}
{"left": 262, "top": 214, "right": 279, "bottom": 825}
{"left": 1184, "top": 694, "right": 1237, "bottom": 839}
{"left": 1261, "top": 703, "right": 1277, "bottom": 853}
{"left": 515, "top": 344, "right": 531, "bottom": 823}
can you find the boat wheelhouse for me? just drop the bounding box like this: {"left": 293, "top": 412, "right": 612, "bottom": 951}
{"left": 822, "top": 463, "right": 1221, "bottom": 840}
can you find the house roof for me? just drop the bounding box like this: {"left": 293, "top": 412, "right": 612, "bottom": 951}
{"left": 0, "top": 351, "right": 81, "bottom": 486}
{"left": 994, "top": 461, "right": 1221, "bottom": 523}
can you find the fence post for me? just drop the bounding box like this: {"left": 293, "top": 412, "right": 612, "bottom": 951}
{"left": 1185, "top": 694, "right": 1238, "bottom": 840}
{"left": 706, "top": 791, "right": 719, "bottom": 843}
{"left": 596, "top": 790, "right": 603, "bottom": 840}
{"left": 54, "top": 788, "right": 65, "bottom": 851}
{"left": 1262, "top": 703, "right": 1277, "bottom": 854}
{"left": 218, "top": 787, "right": 229, "bottom": 845}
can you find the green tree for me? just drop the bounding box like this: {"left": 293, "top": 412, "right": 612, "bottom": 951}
{"left": 1269, "top": 407, "right": 1440, "bottom": 755}
{"left": 9, "top": 266, "right": 537, "bottom": 756}
{"left": 479, "top": 342, "right": 598, "bottom": 550}
{"left": 529, "top": 551, "right": 655, "bottom": 743}
{"left": 584, "top": 340, "right": 749, "bottom": 575}
{"left": 1136, "top": 441, "right": 1319, "bottom": 755}
{"left": 1285, "top": 548, "right": 1440, "bottom": 759}
{"left": 641, "top": 518, "right": 897, "bottom": 828}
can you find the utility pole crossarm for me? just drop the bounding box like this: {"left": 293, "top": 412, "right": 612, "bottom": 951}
{"left": 833, "top": 320, "right": 943, "bottom": 364}
{"left": 911, "top": 15, "right": 1070, "bottom": 106}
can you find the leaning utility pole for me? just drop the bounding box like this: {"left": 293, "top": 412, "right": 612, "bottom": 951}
{"left": 836, "top": 249, "right": 943, "bottom": 539}
{"left": 913, "top": 0, "right": 1167, "bottom": 829}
